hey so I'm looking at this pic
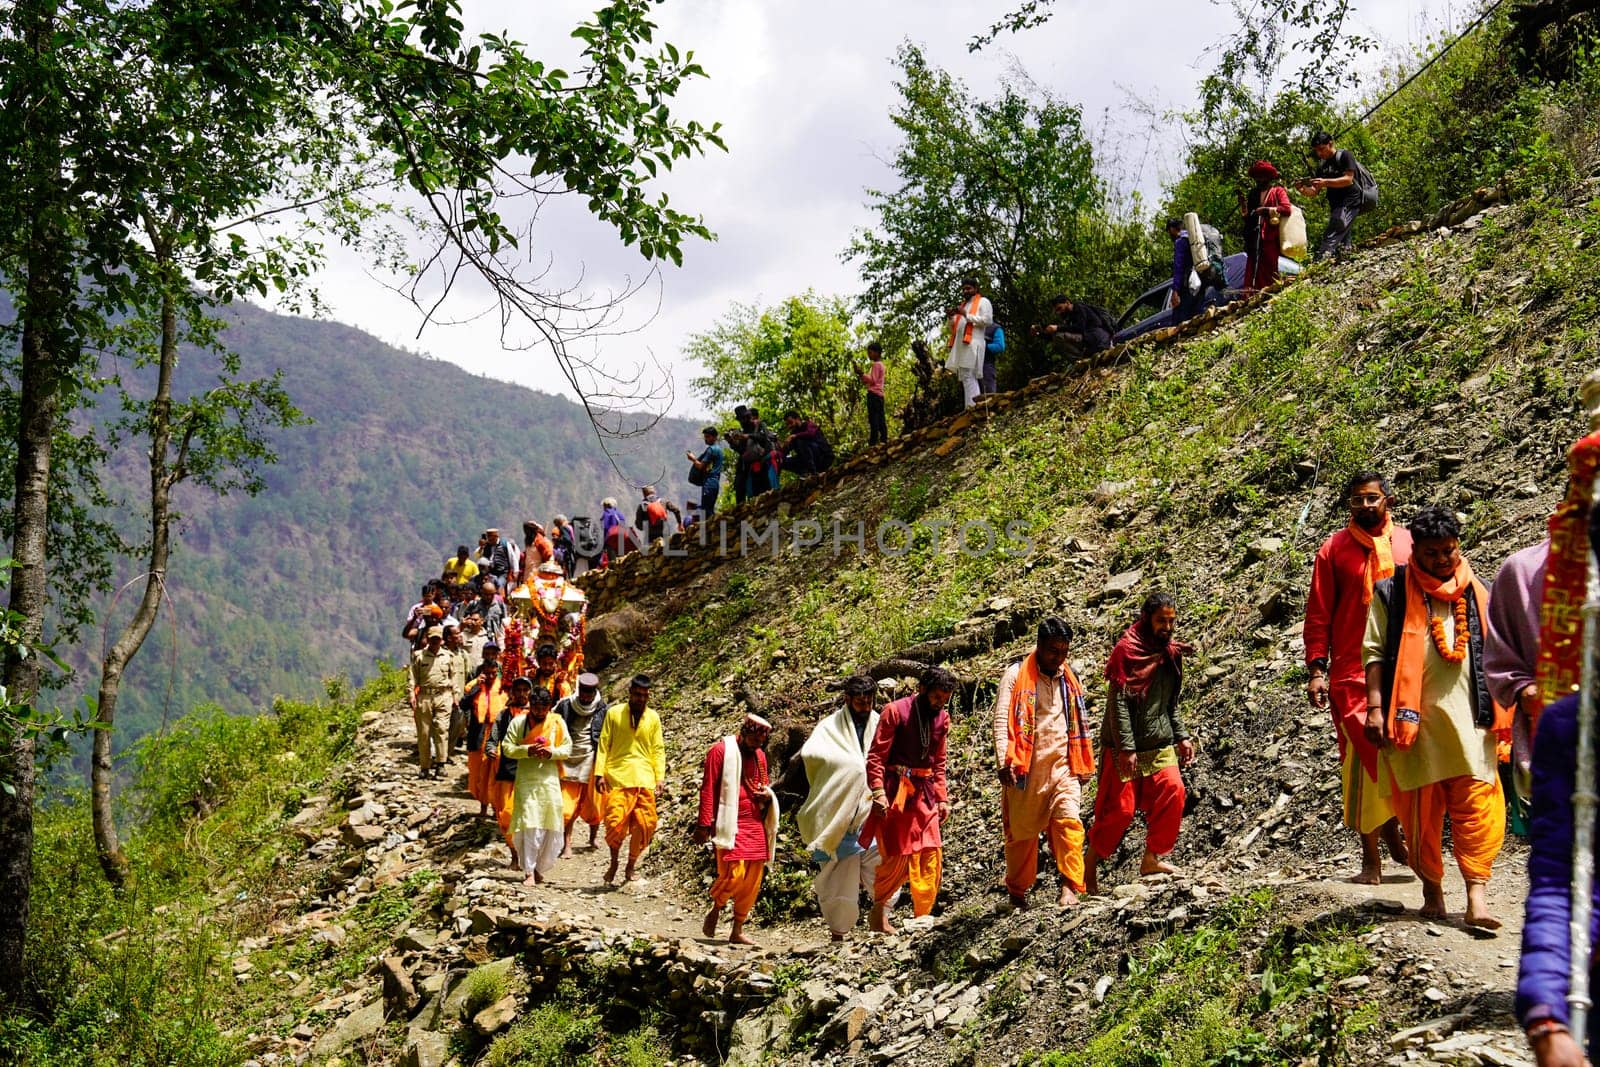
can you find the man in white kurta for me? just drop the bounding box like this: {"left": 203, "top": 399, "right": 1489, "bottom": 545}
{"left": 502, "top": 685, "right": 573, "bottom": 884}
{"left": 794, "top": 675, "right": 883, "bottom": 940}
{"left": 945, "top": 278, "right": 993, "bottom": 409}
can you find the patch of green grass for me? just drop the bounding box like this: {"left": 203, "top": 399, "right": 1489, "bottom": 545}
{"left": 1023, "top": 890, "right": 1376, "bottom": 1067}
{"left": 10, "top": 666, "right": 406, "bottom": 1067}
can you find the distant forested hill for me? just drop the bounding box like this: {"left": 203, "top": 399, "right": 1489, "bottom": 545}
{"left": 49, "top": 300, "right": 700, "bottom": 750}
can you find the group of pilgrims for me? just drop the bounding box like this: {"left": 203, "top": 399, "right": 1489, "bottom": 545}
{"left": 404, "top": 416, "right": 1600, "bottom": 1063}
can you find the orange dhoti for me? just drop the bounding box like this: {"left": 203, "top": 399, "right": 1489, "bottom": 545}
{"left": 468, "top": 750, "right": 492, "bottom": 806}
{"left": 1387, "top": 770, "right": 1504, "bottom": 885}
{"left": 709, "top": 852, "right": 766, "bottom": 921}
{"left": 485, "top": 758, "right": 516, "bottom": 850}
{"left": 1001, "top": 766, "right": 1086, "bottom": 896}
{"left": 562, "top": 777, "right": 601, "bottom": 826}
{"left": 603, "top": 786, "right": 658, "bottom": 853}
{"left": 873, "top": 849, "right": 941, "bottom": 916}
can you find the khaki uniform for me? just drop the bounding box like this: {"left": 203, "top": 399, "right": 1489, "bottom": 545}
{"left": 448, "top": 647, "right": 472, "bottom": 754}
{"left": 411, "top": 648, "right": 462, "bottom": 771}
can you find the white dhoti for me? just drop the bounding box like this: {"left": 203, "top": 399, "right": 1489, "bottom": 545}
{"left": 815, "top": 845, "right": 882, "bottom": 935}
{"left": 514, "top": 827, "right": 563, "bottom": 876}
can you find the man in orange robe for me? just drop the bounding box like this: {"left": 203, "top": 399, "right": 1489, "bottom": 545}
{"left": 1365, "top": 505, "right": 1509, "bottom": 927}
{"left": 993, "top": 617, "right": 1097, "bottom": 908}
{"left": 463, "top": 660, "right": 507, "bottom": 817}
{"left": 1305, "top": 471, "right": 1411, "bottom": 883}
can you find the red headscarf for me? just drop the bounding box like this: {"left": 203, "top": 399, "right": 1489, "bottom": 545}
{"left": 1248, "top": 160, "right": 1280, "bottom": 181}
{"left": 1105, "top": 617, "right": 1195, "bottom": 697}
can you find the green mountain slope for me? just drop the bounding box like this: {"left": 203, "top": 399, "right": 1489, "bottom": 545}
{"left": 63, "top": 300, "right": 700, "bottom": 748}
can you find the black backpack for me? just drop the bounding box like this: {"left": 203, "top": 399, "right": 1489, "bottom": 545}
{"left": 1351, "top": 158, "right": 1379, "bottom": 211}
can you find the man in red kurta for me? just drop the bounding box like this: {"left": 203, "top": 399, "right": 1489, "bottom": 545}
{"left": 865, "top": 667, "right": 954, "bottom": 933}
{"left": 1305, "top": 470, "right": 1412, "bottom": 883}
{"left": 694, "top": 714, "right": 776, "bottom": 946}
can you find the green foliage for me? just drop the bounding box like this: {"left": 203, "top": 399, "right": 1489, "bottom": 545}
{"left": 1027, "top": 891, "right": 1375, "bottom": 1067}
{"left": 8, "top": 668, "right": 403, "bottom": 1065}
{"left": 846, "top": 44, "right": 1162, "bottom": 386}
{"left": 688, "top": 291, "right": 877, "bottom": 449}
{"left": 461, "top": 962, "right": 515, "bottom": 1020}
{"left": 481, "top": 1000, "right": 670, "bottom": 1067}
{"left": 1165, "top": 3, "right": 1600, "bottom": 256}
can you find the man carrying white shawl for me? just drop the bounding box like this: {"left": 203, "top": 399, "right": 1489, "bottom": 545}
{"left": 794, "top": 675, "right": 882, "bottom": 940}
{"left": 694, "top": 714, "right": 778, "bottom": 945}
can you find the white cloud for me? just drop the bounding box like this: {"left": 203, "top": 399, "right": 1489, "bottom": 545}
{"left": 291, "top": 0, "right": 1443, "bottom": 419}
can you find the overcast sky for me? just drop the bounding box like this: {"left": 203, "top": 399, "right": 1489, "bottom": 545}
{"left": 299, "top": 0, "right": 1459, "bottom": 420}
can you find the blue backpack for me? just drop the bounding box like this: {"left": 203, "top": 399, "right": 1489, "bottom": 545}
{"left": 985, "top": 325, "right": 1006, "bottom": 356}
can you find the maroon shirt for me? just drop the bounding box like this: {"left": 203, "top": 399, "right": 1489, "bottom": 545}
{"left": 865, "top": 694, "right": 949, "bottom": 856}
{"left": 697, "top": 739, "right": 770, "bottom": 861}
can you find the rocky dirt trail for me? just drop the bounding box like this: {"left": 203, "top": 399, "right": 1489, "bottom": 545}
{"left": 271, "top": 695, "right": 1541, "bottom": 1067}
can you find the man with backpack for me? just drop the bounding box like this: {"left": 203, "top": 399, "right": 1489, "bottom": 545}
{"left": 1165, "top": 217, "right": 1227, "bottom": 324}
{"left": 1297, "top": 131, "right": 1378, "bottom": 261}
{"left": 634, "top": 486, "right": 682, "bottom": 546}
{"left": 1034, "top": 294, "right": 1115, "bottom": 360}
{"left": 981, "top": 323, "right": 1006, "bottom": 395}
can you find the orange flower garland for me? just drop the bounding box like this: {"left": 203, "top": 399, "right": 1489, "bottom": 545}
{"left": 1428, "top": 597, "right": 1469, "bottom": 664}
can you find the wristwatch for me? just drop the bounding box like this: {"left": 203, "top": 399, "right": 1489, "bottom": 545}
{"left": 1308, "top": 657, "right": 1329, "bottom": 675}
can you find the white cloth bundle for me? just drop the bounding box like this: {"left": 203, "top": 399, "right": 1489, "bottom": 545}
{"left": 795, "top": 706, "right": 879, "bottom": 856}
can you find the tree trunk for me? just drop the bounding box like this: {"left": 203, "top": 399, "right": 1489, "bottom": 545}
{"left": 91, "top": 262, "right": 180, "bottom": 887}
{"left": 0, "top": 0, "right": 70, "bottom": 1006}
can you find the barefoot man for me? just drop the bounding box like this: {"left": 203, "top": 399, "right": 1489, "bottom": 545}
{"left": 501, "top": 686, "right": 572, "bottom": 885}
{"left": 694, "top": 714, "right": 778, "bottom": 945}
{"left": 1305, "top": 471, "right": 1411, "bottom": 882}
{"left": 556, "top": 673, "right": 607, "bottom": 858}
{"left": 866, "top": 667, "right": 955, "bottom": 933}
{"left": 593, "top": 674, "right": 665, "bottom": 884}
{"left": 793, "top": 675, "right": 882, "bottom": 941}
{"left": 1365, "top": 505, "right": 1509, "bottom": 928}
{"left": 1085, "top": 593, "right": 1197, "bottom": 894}
{"left": 994, "top": 617, "right": 1097, "bottom": 909}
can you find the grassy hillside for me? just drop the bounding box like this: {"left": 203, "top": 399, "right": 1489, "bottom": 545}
{"left": 16, "top": 176, "right": 1598, "bottom": 1067}
{"left": 53, "top": 300, "right": 700, "bottom": 749}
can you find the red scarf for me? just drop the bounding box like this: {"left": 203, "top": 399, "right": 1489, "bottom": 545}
{"left": 1004, "top": 652, "right": 1096, "bottom": 779}
{"left": 1105, "top": 619, "right": 1192, "bottom": 697}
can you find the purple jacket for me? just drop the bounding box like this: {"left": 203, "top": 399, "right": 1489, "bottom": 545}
{"left": 1517, "top": 690, "right": 1600, "bottom": 1047}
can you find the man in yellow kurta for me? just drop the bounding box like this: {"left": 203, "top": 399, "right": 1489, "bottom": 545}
{"left": 994, "top": 617, "right": 1097, "bottom": 909}
{"left": 1364, "top": 505, "right": 1508, "bottom": 928}
{"left": 502, "top": 685, "right": 572, "bottom": 885}
{"left": 593, "top": 674, "right": 666, "bottom": 885}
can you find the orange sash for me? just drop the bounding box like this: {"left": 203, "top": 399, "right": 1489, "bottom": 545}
{"left": 1004, "top": 653, "right": 1096, "bottom": 780}
{"left": 889, "top": 765, "right": 933, "bottom": 811}
{"left": 947, "top": 293, "right": 983, "bottom": 349}
{"left": 1387, "top": 561, "right": 1499, "bottom": 749}
{"left": 1346, "top": 516, "right": 1397, "bottom": 606}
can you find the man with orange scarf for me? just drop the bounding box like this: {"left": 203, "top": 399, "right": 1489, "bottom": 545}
{"left": 944, "top": 278, "right": 993, "bottom": 410}
{"left": 463, "top": 660, "right": 507, "bottom": 818}
{"left": 1305, "top": 471, "right": 1412, "bottom": 884}
{"left": 865, "top": 666, "right": 955, "bottom": 933}
{"left": 993, "top": 617, "right": 1097, "bottom": 909}
{"left": 1364, "top": 505, "right": 1509, "bottom": 928}
{"left": 1086, "top": 593, "right": 1196, "bottom": 894}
